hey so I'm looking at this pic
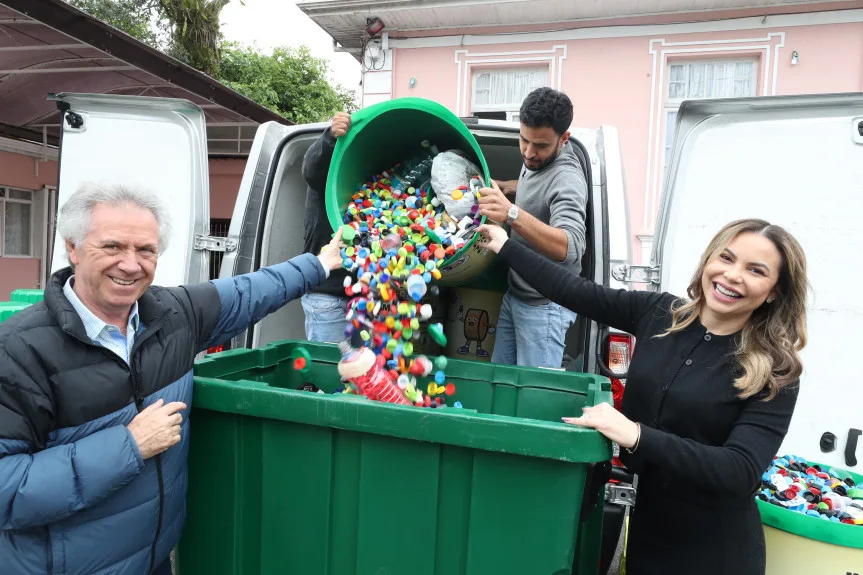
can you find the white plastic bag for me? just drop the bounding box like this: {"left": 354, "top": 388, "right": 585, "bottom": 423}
{"left": 430, "top": 150, "right": 482, "bottom": 220}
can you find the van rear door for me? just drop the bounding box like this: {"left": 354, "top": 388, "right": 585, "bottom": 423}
{"left": 650, "top": 93, "right": 863, "bottom": 469}
{"left": 50, "top": 93, "right": 212, "bottom": 287}
{"left": 219, "top": 121, "right": 327, "bottom": 350}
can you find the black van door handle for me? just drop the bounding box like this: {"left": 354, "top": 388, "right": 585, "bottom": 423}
{"left": 846, "top": 428, "right": 861, "bottom": 467}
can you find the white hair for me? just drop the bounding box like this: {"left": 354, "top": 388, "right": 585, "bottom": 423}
{"left": 57, "top": 181, "right": 173, "bottom": 257}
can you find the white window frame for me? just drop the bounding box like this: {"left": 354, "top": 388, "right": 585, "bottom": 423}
{"left": 0, "top": 186, "right": 35, "bottom": 258}
{"left": 470, "top": 66, "right": 549, "bottom": 121}
{"left": 662, "top": 58, "right": 759, "bottom": 174}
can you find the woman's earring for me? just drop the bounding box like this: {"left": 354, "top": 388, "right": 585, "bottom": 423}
{"left": 766, "top": 297, "right": 774, "bottom": 304}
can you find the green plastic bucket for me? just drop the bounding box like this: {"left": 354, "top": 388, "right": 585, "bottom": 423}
{"left": 325, "top": 97, "right": 496, "bottom": 287}
{"left": 0, "top": 301, "right": 31, "bottom": 323}
{"left": 758, "top": 462, "right": 862, "bottom": 573}
{"left": 10, "top": 288, "right": 44, "bottom": 304}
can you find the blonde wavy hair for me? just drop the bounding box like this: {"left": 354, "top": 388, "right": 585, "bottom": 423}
{"left": 659, "top": 219, "right": 808, "bottom": 401}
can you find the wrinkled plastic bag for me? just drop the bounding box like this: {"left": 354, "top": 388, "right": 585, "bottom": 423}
{"left": 431, "top": 150, "right": 483, "bottom": 220}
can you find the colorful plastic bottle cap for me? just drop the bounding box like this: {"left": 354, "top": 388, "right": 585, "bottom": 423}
{"left": 341, "top": 225, "right": 356, "bottom": 242}
{"left": 429, "top": 323, "right": 447, "bottom": 346}
{"left": 397, "top": 374, "right": 410, "bottom": 390}
{"left": 291, "top": 347, "right": 312, "bottom": 373}
{"left": 420, "top": 304, "right": 433, "bottom": 320}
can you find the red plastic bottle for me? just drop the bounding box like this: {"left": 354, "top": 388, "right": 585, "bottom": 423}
{"left": 337, "top": 342, "right": 411, "bottom": 405}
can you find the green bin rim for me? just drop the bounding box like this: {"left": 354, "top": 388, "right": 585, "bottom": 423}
{"left": 10, "top": 288, "right": 44, "bottom": 303}
{"left": 192, "top": 340, "right": 613, "bottom": 464}
{"left": 193, "top": 376, "right": 612, "bottom": 464}
{"left": 0, "top": 302, "right": 31, "bottom": 323}
{"left": 757, "top": 461, "right": 863, "bottom": 549}
{"left": 325, "top": 97, "right": 491, "bottom": 268}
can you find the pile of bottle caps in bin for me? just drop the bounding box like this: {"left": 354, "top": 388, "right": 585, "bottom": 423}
{"left": 757, "top": 454, "right": 863, "bottom": 525}
{"left": 335, "top": 140, "right": 483, "bottom": 409}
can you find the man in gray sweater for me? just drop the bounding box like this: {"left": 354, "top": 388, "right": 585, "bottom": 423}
{"left": 477, "top": 87, "right": 587, "bottom": 368}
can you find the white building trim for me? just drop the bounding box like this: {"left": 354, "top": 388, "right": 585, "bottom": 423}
{"left": 642, "top": 32, "right": 785, "bottom": 232}
{"left": 455, "top": 45, "right": 567, "bottom": 116}
{"left": 390, "top": 8, "right": 863, "bottom": 49}
{"left": 0, "top": 136, "right": 57, "bottom": 161}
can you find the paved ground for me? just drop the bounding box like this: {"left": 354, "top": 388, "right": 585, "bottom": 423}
{"left": 604, "top": 508, "right": 628, "bottom": 575}
{"left": 608, "top": 523, "right": 624, "bottom": 574}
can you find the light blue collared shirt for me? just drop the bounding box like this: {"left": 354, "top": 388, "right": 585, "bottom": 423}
{"left": 63, "top": 276, "right": 141, "bottom": 364}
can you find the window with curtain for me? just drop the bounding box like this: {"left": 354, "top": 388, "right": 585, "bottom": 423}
{"left": 0, "top": 187, "right": 34, "bottom": 257}
{"left": 472, "top": 67, "right": 549, "bottom": 120}
{"left": 663, "top": 59, "right": 758, "bottom": 172}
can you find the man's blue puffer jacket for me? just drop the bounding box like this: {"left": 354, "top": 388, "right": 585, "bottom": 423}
{"left": 0, "top": 254, "right": 326, "bottom": 574}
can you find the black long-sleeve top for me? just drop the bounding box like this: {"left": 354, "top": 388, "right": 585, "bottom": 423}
{"left": 301, "top": 127, "right": 349, "bottom": 296}
{"left": 497, "top": 239, "right": 799, "bottom": 575}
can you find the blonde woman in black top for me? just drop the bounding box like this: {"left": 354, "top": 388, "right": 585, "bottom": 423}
{"left": 478, "top": 219, "right": 808, "bottom": 575}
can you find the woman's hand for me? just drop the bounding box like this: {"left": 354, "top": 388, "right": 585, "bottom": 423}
{"left": 476, "top": 223, "right": 509, "bottom": 254}
{"left": 317, "top": 227, "right": 345, "bottom": 271}
{"left": 563, "top": 402, "right": 641, "bottom": 449}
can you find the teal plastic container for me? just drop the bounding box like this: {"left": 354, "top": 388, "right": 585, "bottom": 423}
{"left": 0, "top": 301, "right": 31, "bottom": 323}
{"left": 10, "top": 288, "right": 44, "bottom": 304}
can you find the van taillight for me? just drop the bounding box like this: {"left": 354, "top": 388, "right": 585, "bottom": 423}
{"left": 608, "top": 333, "right": 634, "bottom": 468}
{"left": 608, "top": 334, "right": 633, "bottom": 378}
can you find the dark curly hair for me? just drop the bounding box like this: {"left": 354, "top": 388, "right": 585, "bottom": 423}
{"left": 519, "top": 87, "right": 573, "bottom": 136}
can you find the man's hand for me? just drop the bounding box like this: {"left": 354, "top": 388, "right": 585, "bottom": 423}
{"left": 332, "top": 112, "right": 351, "bottom": 138}
{"left": 493, "top": 179, "right": 518, "bottom": 200}
{"left": 477, "top": 180, "right": 513, "bottom": 223}
{"left": 318, "top": 226, "right": 346, "bottom": 271}
{"left": 127, "top": 399, "right": 187, "bottom": 460}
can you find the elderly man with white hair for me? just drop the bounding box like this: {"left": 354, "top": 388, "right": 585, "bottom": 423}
{"left": 0, "top": 182, "right": 344, "bottom": 575}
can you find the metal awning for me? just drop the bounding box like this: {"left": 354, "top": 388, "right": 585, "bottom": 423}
{"left": 0, "top": 0, "right": 291, "bottom": 156}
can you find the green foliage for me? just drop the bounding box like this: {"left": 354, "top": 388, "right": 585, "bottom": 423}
{"left": 219, "top": 43, "right": 357, "bottom": 123}
{"left": 66, "top": 0, "right": 165, "bottom": 47}
{"left": 65, "top": 0, "right": 358, "bottom": 122}
{"left": 157, "top": 0, "right": 231, "bottom": 77}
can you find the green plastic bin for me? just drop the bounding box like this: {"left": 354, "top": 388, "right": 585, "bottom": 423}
{"left": 325, "top": 97, "right": 497, "bottom": 288}
{"left": 10, "top": 288, "right": 44, "bottom": 304}
{"left": 0, "top": 301, "right": 31, "bottom": 323}
{"left": 758, "top": 462, "right": 862, "bottom": 574}
{"left": 176, "top": 340, "right": 613, "bottom": 575}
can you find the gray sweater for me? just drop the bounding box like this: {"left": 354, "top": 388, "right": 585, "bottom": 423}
{"left": 508, "top": 141, "right": 588, "bottom": 305}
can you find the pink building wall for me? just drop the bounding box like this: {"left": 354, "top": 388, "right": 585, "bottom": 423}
{"left": 389, "top": 15, "right": 863, "bottom": 263}
{"left": 0, "top": 151, "right": 247, "bottom": 298}
{"left": 208, "top": 158, "right": 246, "bottom": 220}
{"left": 0, "top": 150, "right": 57, "bottom": 300}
